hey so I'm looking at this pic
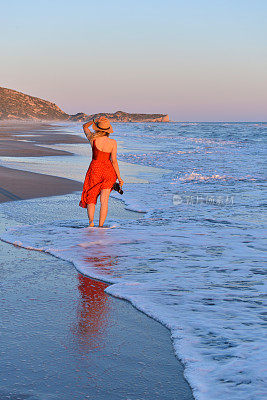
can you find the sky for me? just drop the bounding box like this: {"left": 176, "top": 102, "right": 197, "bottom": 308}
{"left": 1, "top": 0, "right": 266, "bottom": 121}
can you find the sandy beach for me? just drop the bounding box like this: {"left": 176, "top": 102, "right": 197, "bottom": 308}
{"left": 0, "top": 122, "right": 194, "bottom": 400}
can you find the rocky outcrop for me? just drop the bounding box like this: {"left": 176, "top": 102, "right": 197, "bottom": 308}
{"left": 0, "top": 87, "right": 69, "bottom": 121}
{"left": 0, "top": 87, "right": 169, "bottom": 122}
{"left": 69, "top": 112, "right": 89, "bottom": 122}
{"left": 69, "top": 110, "right": 170, "bottom": 123}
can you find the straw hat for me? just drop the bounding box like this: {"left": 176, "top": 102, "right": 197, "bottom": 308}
{"left": 92, "top": 116, "right": 113, "bottom": 134}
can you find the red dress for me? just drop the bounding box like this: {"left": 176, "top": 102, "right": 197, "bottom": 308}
{"left": 79, "top": 140, "right": 117, "bottom": 207}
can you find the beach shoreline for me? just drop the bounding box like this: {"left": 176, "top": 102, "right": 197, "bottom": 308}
{"left": 0, "top": 122, "right": 194, "bottom": 399}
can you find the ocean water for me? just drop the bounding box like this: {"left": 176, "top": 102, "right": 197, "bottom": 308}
{"left": 1, "top": 122, "right": 266, "bottom": 400}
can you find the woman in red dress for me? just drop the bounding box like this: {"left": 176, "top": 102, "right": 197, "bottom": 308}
{"left": 79, "top": 117, "right": 124, "bottom": 227}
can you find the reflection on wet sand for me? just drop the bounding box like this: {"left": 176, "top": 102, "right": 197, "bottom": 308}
{"left": 71, "top": 234, "right": 121, "bottom": 351}
{"left": 72, "top": 273, "right": 111, "bottom": 352}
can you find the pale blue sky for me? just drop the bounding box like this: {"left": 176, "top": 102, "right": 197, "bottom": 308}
{"left": 1, "top": 0, "right": 266, "bottom": 121}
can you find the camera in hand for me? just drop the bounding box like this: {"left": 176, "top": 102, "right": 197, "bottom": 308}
{"left": 113, "top": 182, "right": 123, "bottom": 195}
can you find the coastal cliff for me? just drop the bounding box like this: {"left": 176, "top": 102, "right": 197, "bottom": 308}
{"left": 0, "top": 87, "right": 169, "bottom": 122}
{"left": 0, "top": 87, "right": 69, "bottom": 121}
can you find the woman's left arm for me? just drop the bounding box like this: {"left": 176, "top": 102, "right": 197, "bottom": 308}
{"left": 83, "top": 121, "right": 93, "bottom": 143}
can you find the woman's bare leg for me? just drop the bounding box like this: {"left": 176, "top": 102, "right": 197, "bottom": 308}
{"left": 87, "top": 203, "right": 95, "bottom": 227}
{"left": 99, "top": 189, "right": 111, "bottom": 227}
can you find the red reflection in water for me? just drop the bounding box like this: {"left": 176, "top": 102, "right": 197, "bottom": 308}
{"left": 73, "top": 273, "right": 111, "bottom": 351}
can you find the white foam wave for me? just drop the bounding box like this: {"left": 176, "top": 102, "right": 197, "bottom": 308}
{"left": 171, "top": 172, "right": 258, "bottom": 183}
{"left": 1, "top": 220, "right": 266, "bottom": 400}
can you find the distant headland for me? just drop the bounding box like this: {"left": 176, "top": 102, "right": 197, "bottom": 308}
{"left": 0, "top": 87, "right": 169, "bottom": 123}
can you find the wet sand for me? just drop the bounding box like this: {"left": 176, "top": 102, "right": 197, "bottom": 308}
{"left": 0, "top": 219, "right": 193, "bottom": 400}
{"left": 0, "top": 166, "right": 82, "bottom": 203}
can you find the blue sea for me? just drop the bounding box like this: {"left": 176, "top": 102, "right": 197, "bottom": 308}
{"left": 1, "top": 122, "right": 266, "bottom": 400}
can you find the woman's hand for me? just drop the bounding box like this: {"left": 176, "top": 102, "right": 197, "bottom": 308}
{"left": 83, "top": 120, "right": 93, "bottom": 128}
{"left": 118, "top": 178, "right": 124, "bottom": 187}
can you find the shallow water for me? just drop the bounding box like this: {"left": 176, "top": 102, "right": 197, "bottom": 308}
{"left": 1, "top": 122, "right": 266, "bottom": 400}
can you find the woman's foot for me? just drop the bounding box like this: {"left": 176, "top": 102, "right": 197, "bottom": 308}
{"left": 89, "top": 221, "right": 94, "bottom": 227}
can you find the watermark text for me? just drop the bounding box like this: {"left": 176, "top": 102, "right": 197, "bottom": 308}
{"left": 173, "top": 194, "right": 234, "bottom": 206}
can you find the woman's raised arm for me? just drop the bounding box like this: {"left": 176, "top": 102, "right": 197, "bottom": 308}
{"left": 83, "top": 121, "right": 93, "bottom": 143}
